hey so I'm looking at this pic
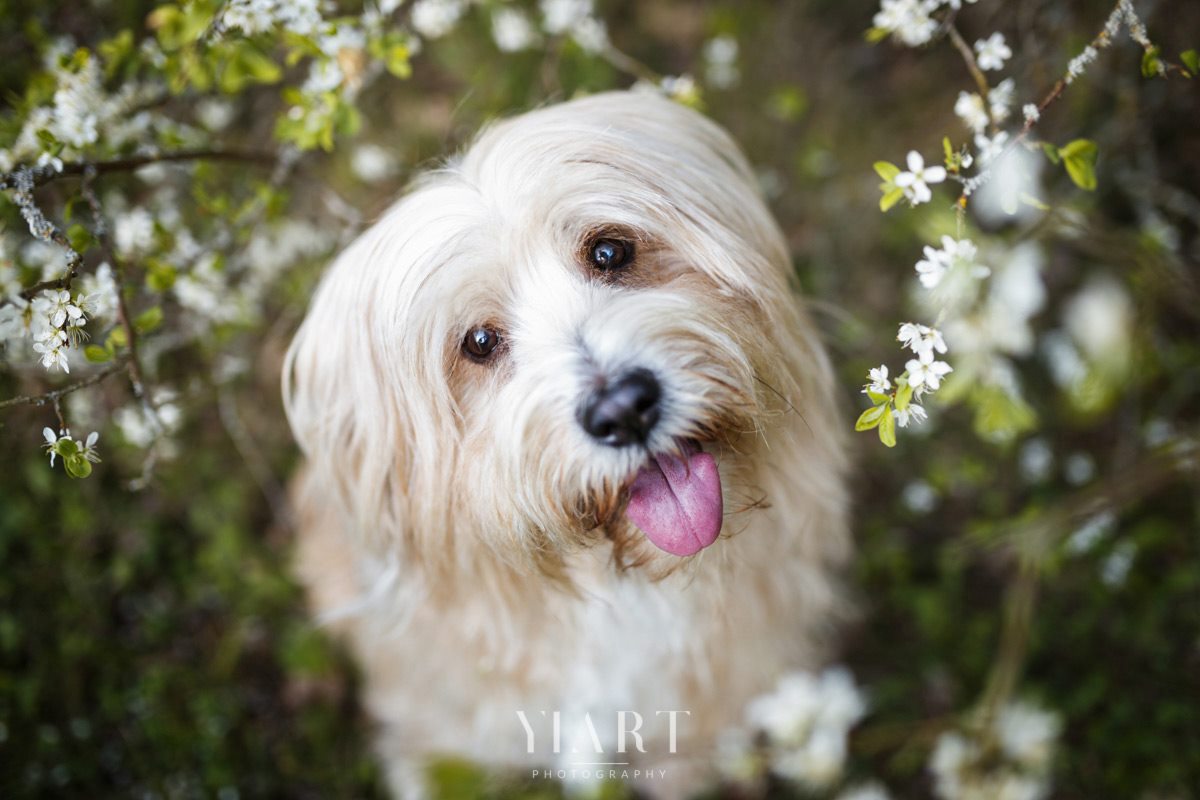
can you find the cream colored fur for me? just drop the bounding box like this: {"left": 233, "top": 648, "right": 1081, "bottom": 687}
{"left": 283, "top": 90, "right": 850, "bottom": 799}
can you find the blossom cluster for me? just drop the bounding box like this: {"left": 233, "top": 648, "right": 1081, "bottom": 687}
{"left": 42, "top": 427, "right": 101, "bottom": 479}
{"left": 861, "top": 0, "right": 1169, "bottom": 448}
{"left": 930, "top": 701, "right": 1062, "bottom": 800}
{"left": 0, "top": 0, "right": 742, "bottom": 482}
{"left": 718, "top": 667, "right": 868, "bottom": 791}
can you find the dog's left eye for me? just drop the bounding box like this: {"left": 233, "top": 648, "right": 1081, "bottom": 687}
{"left": 588, "top": 238, "right": 633, "bottom": 271}
{"left": 462, "top": 326, "right": 502, "bottom": 362}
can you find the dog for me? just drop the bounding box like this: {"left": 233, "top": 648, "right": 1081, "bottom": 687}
{"left": 283, "top": 89, "right": 850, "bottom": 798}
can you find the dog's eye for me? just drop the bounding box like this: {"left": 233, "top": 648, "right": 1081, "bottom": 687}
{"left": 462, "top": 326, "right": 502, "bottom": 362}
{"left": 588, "top": 238, "right": 633, "bottom": 271}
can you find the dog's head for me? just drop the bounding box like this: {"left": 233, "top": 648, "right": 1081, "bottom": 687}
{"left": 284, "top": 90, "right": 843, "bottom": 578}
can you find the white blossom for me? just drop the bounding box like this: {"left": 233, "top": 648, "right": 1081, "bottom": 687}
{"left": 954, "top": 91, "right": 989, "bottom": 134}
{"left": 873, "top": 0, "right": 937, "bottom": 47}
{"left": 36, "top": 152, "right": 64, "bottom": 173}
{"left": 491, "top": 7, "right": 538, "bottom": 52}
{"left": 572, "top": 17, "right": 608, "bottom": 53}
{"left": 703, "top": 35, "right": 740, "bottom": 88}
{"left": 898, "top": 322, "right": 948, "bottom": 360}
{"left": 1019, "top": 438, "right": 1054, "bottom": 483}
{"left": 36, "top": 288, "right": 83, "bottom": 329}
{"left": 915, "top": 236, "right": 984, "bottom": 290}
{"left": 42, "top": 428, "right": 99, "bottom": 468}
{"left": 974, "top": 32, "right": 1012, "bottom": 71}
{"left": 660, "top": 75, "right": 699, "bottom": 104}
{"left": 49, "top": 58, "right": 103, "bottom": 148}
{"left": 972, "top": 145, "right": 1044, "bottom": 225}
{"left": 836, "top": 783, "right": 892, "bottom": 800}
{"left": 995, "top": 701, "right": 1062, "bottom": 770}
{"left": 974, "top": 131, "right": 1009, "bottom": 165}
{"left": 745, "top": 667, "right": 867, "bottom": 790}
{"left": 864, "top": 364, "right": 892, "bottom": 395}
{"left": 222, "top": 0, "right": 322, "bottom": 37}
{"left": 32, "top": 327, "right": 70, "bottom": 371}
{"left": 1064, "top": 452, "right": 1096, "bottom": 485}
{"left": 906, "top": 355, "right": 953, "bottom": 392}
{"left": 540, "top": 0, "right": 592, "bottom": 35}
{"left": 1022, "top": 103, "right": 1040, "bottom": 124}
{"left": 989, "top": 78, "right": 1015, "bottom": 122}
{"left": 893, "top": 403, "right": 928, "bottom": 427}
{"left": 350, "top": 143, "right": 399, "bottom": 183}
{"left": 1101, "top": 541, "right": 1136, "bottom": 586}
{"left": 1064, "top": 277, "right": 1133, "bottom": 363}
{"left": 113, "top": 208, "right": 155, "bottom": 256}
{"left": 195, "top": 98, "right": 236, "bottom": 132}
{"left": 930, "top": 701, "right": 1061, "bottom": 800}
{"left": 894, "top": 150, "right": 946, "bottom": 205}
{"left": 902, "top": 479, "right": 937, "bottom": 512}
{"left": 410, "top": 0, "right": 465, "bottom": 39}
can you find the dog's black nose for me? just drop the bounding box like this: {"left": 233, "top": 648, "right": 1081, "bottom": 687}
{"left": 580, "top": 368, "right": 662, "bottom": 447}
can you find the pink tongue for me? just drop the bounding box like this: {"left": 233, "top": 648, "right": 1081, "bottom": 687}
{"left": 626, "top": 444, "right": 724, "bottom": 556}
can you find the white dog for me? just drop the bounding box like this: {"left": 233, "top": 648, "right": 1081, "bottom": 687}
{"left": 283, "top": 89, "right": 850, "bottom": 798}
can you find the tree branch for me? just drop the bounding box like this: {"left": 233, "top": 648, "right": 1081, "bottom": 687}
{"left": 0, "top": 359, "right": 128, "bottom": 412}
{"left": 946, "top": 22, "right": 997, "bottom": 129}
{"left": 0, "top": 149, "right": 277, "bottom": 191}
{"left": 80, "top": 167, "right": 152, "bottom": 407}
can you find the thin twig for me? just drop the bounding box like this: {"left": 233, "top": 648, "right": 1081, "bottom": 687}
{"left": 80, "top": 167, "right": 152, "bottom": 406}
{"left": 0, "top": 359, "right": 128, "bottom": 411}
{"left": 0, "top": 149, "right": 276, "bottom": 191}
{"left": 4, "top": 169, "right": 83, "bottom": 300}
{"left": 955, "top": 0, "right": 1183, "bottom": 206}
{"left": 946, "top": 23, "right": 996, "bottom": 128}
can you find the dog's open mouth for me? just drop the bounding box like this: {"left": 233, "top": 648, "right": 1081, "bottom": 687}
{"left": 625, "top": 439, "right": 723, "bottom": 557}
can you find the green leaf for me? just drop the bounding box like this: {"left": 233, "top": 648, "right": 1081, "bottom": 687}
{"left": 1058, "top": 139, "right": 1098, "bottom": 191}
{"left": 1041, "top": 142, "right": 1061, "bottom": 165}
{"left": 1140, "top": 46, "right": 1163, "bottom": 78}
{"left": 766, "top": 86, "right": 808, "bottom": 122}
{"left": 894, "top": 381, "right": 914, "bottom": 412}
{"left": 64, "top": 453, "right": 92, "bottom": 479}
{"left": 1181, "top": 49, "right": 1199, "bottom": 77}
{"left": 1019, "top": 192, "right": 1050, "bottom": 211}
{"left": 383, "top": 43, "right": 411, "bottom": 78}
{"left": 238, "top": 44, "right": 282, "bottom": 84}
{"left": 874, "top": 161, "right": 900, "bottom": 181}
{"left": 865, "top": 26, "right": 889, "bottom": 44}
{"left": 145, "top": 259, "right": 177, "bottom": 292}
{"left": 942, "top": 137, "right": 953, "bottom": 165}
{"left": 84, "top": 345, "right": 111, "bottom": 363}
{"left": 855, "top": 404, "right": 888, "bottom": 432}
{"left": 878, "top": 407, "right": 897, "bottom": 447}
{"left": 107, "top": 326, "right": 128, "bottom": 349}
{"left": 65, "top": 223, "right": 93, "bottom": 253}
{"left": 54, "top": 438, "right": 79, "bottom": 457}
{"left": 134, "top": 306, "right": 163, "bottom": 334}
{"left": 866, "top": 390, "right": 890, "bottom": 405}
{"left": 880, "top": 187, "right": 905, "bottom": 212}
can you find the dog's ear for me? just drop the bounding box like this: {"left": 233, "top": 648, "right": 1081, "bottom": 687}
{"left": 282, "top": 189, "right": 463, "bottom": 554}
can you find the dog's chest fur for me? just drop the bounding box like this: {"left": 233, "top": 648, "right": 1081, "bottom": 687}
{"left": 295, "top": 481, "right": 838, "bottom": 786}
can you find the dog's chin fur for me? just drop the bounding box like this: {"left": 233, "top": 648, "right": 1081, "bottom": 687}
{"left": 283, "top": 89, "right": 850, "bottom": 798}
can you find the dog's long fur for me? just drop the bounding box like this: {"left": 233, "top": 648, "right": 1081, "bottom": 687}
{"left": 283, "top": 90, "right": 850, "bottom": 798}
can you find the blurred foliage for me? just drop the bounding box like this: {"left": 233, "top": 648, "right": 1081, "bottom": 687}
{"left": 2, "top": 0, "right": 1200, "bottom": 798}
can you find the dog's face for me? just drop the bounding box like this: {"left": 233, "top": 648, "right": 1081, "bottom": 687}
{"left": 285, "top": 91, "right": 839, "bottom": 577}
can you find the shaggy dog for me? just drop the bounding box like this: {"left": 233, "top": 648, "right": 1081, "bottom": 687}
{"left": 283, "top": 90, "right": 849, "bottom": 798}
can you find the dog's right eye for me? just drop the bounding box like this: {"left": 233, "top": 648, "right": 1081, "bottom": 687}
{"left": 588, "top": 238, "right": 633, "bottom": 271}
{"left": 462, "top": 326, "right": 502, "bottom": 362}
